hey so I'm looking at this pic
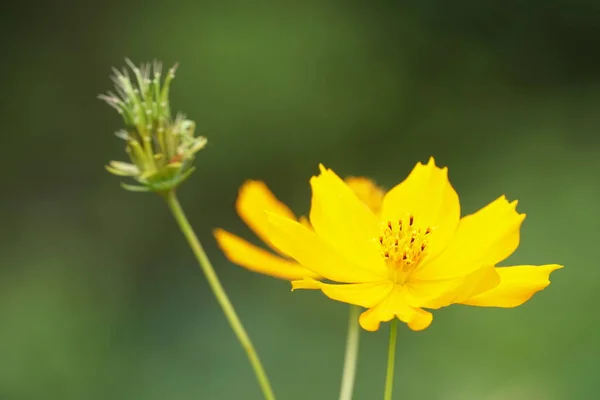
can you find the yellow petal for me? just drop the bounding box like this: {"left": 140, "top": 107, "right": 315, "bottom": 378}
{"left": 265, "top": 212, "right": 387, "bottom": 283}
{"left": 344, "top": 176, "right": 385, "bottom": 214}
{"left": 401, "top": 276, "right": 464, "bottom": 307}
{"left": 359, "top": 287, "right": 433, "bottom": 332}
{"left": 236, "top": 180, "right": 297, "bottom": 254}
{"left": 309, "top": 165, "right": 386, "bottom": 276}
{"left": 402, "top": 306, "right": 433, "bottom": 331}
{"left": 358, "top": 302, "right": 395, "bottom": 332}
{"left": 290, "top": 277, "right": 322, "bottom": 290}
{"left": 416, "top": 195, "right": 525, "bottom": 280}
{"left": 214, "top": 229, "right": 318, "bottom": 280}
{"left": 381, "top": 157, "right": 460, "bottom": 259}
{"left": 292, "top": 277, "right": 394, "bottom": 308}
{"left": 298, "top": 216, "right": 312, "bottom": 229}
{"left": 460, "top": 264, "right": 563, "bottom": 307}
{"left": 419, "top": 265, "right": 500, "bottom": 309}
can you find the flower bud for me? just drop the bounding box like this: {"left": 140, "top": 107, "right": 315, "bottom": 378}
{"left": 100, "top": 59, "right": 207, "bottom": 192}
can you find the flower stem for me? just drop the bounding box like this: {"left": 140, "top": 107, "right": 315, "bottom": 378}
{"left": 383, "top": 319, "right": 398, "bottom": 400}
{"left": 164, "top": 190, "right": 276, "bottom": 400}
{"left": 338, "top": 305, "right": 361, "bottom": 400}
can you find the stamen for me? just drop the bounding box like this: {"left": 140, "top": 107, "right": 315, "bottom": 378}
{"left": 377, "top": 214, "right": 433, "bottom": 283}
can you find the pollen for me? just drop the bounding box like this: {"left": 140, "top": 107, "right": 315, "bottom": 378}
{"left": 379, "top": 214, "right": 432, "bottom": 282}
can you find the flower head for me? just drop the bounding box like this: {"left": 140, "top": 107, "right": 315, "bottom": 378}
{"left": 214, "top": 177, "right": 385, "bottom": 280}
{"left": 100, "top": 60, "right": 207, "bottom": 192}
{"left": 263, "top": 158, "right": 562, "bottom": 331}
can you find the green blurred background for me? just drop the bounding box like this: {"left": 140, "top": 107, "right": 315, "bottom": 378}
{"left": 2, "top": 0, "right": 599, "bottom": 399}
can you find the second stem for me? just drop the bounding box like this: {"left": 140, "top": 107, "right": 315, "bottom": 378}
{"left": 338, "top": 305, "right": 361, "bottom": 400}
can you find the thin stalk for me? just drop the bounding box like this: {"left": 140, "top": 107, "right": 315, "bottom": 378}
{"left": 338, "top": 305, "right": 361, "bottom": 400}
{"left": 164, "top": 190, "right": 276, "bottom": 400}
{"left": 383, "top": 319, "right": 398, "bottom": 400}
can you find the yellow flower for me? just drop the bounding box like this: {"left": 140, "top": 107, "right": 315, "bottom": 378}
{"left": 262, "top": 158, "right": 562, "bottom": 331}
{"left": 214, "top": 177, "right": 385, "bottom": 281}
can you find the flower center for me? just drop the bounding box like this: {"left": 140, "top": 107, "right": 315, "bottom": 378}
{"left": 378, "top": 214, "right": 432, "bottom": 284}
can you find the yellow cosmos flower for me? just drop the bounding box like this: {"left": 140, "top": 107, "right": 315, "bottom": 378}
{"left": 214, "top": 177, "right": 385, "bottom": 281}
{"left": 262, "top": 158, "right": 562, "bottom": 332}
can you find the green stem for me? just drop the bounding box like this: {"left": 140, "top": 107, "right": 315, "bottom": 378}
{"left": 338, "top": 305, "right": 361, "bottom": 400}
{"left": 164, "top": 190, "right": 276, "bottom": 400}
{"left": 383, "top": 319, "right": 398, "bottom": 400}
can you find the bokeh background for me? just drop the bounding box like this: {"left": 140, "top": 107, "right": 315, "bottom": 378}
{"left": 2, "top": 1, "right": 599, "bottom": 399}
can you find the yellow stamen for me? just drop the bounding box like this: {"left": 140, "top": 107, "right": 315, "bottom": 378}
{"left": 378, "top": 214, "right": 431, "bottom": 284}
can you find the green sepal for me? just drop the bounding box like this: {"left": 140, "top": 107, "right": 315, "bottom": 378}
{"left": 146, "top": 166, "right": 196, "bottom": 192}
{"left": 119, "top": 166, "right": 196, "bottom": 193}
{"left": 120, "top": 183, "right": 152, "bottom": 192}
